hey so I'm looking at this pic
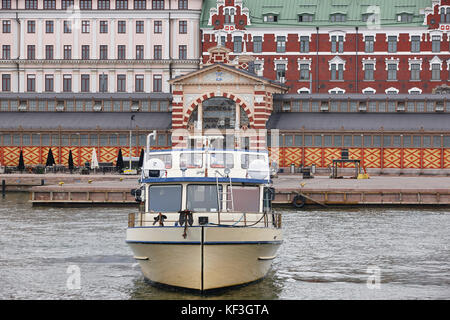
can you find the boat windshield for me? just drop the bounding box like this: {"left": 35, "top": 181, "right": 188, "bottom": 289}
{"left": 187, "top": 184, "right": 221, "bottom": 212}
{"left": 228, "top": 186, "right": 260, "bottom": 212}
{"left": 148, "top": 185, "right": 182, "bottom": 212}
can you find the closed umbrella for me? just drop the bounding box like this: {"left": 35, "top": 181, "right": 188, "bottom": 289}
{"left": 116, "top": 149, "right": 124, "bottom": 173}
{"left": 45, "top": 148, "right": 56, "bottom": 167}
{"left": 68, "top": 150, "right": 74, "bottom": 173}
{"left": 17, "top": 149, "right": 25, "bottom": 172}
{"left": 91, "top": 148, "right": 99, "bottom": 170}
{"left": 138, "top": 148, "right": 144, "bottom": 168}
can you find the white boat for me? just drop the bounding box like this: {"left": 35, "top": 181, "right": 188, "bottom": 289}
{"left": 126, "top": 136, "right": 282, "bottom": 291}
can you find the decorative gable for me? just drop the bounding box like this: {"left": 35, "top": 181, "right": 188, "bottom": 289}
{"left": 208, "top": 0, "right": 251, "bottom": 32}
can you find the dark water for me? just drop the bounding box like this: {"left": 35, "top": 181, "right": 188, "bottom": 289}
{"left": 0, "top": 192, "right": 449, "bottom": 300}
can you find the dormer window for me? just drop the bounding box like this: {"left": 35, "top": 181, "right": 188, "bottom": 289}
{"left": 224, "top": 7, "right": 235, "bottom": 24}
{"left": 330, "top": 13, "right": 346, "bottom": 22}
{"left": 298, "top": 14, "right": 313, "bottom": 22}
{"left": 263, "top": 15, "right": 278, "bottom": 22}
{"left": 397, "top": 13, "right": 413, "bottom": 23}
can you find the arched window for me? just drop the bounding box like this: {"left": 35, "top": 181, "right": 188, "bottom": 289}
{"left": 441, "top": 8, "right": 446, "bottom": 23}
{"left": 224, "top": 8, "right": 231, "bottom": 24}
{"left": 446, "top": 8, "right": 450, "bottom": 23}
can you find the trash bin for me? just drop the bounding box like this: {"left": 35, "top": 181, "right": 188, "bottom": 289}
{"left": 290, "top": 163, "right": 295, "bottom": 174}
{"left": 311, "top": 164, "right": 316, "bottom": 175}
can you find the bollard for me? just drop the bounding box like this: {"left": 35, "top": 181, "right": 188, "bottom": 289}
{"left": 2, "top": 179, "right": 5, "bottom": 197}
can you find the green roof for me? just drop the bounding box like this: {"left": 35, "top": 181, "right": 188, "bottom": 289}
{"left": 200, "top": 0, "right": 432, "bottom": 28}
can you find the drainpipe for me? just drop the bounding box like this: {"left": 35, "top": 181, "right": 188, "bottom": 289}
{"left": 168, "top": 1, "right": 172, "bottom": 93}
{"left": 355, "top": 26, "right": 359, "bottom": 93}
{"left": 15, "top": 0, "right": 20, "bottom": 92}
{"left": 316, "top": 27, "right": 319, "bottom": 93}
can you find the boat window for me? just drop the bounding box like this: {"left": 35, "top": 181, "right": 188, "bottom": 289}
{"left": 228, "top": 186, "right": 260, "bottom": 212}
{"left": 187, "top": 185, "right": 222, "bottom": 212}
{"left": 148, "top": 185, "right": 182, "bottom": 212}
{"left": 148, "top": 153, "right": 172, "bottom": 169}
{"left": 180, "top": 153, "right": 203, "bottom": 168}
{"left": 210, "top": 153, "right": 234, "bottom": 168}
{"left": 241, "top": 154, "right": 266, "bottom": 169}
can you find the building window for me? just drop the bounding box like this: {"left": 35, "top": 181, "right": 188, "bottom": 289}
{"left": 154, "top": 45, "right": 162, "bottom": 59}
{"left": 136, "top": 20, "right": 144, "bottom": 33}
{"left": 117, "top": 45, "right": 126, "bottom": 59}
{"left": 117, "top": 75, "right": 126, "bottom": 92}
{"left": 25, "top": 0, "right": 38, "bottom": 9}
{"left": 27, "top": 21, "right": 36, "bottom": 33}
{"left": 178, "top": 0, "right": 188, "bottom": 10}
{"left": 234, "top": 36, "right": 242, "bottom": 53}
{"left": 154, "top": 20, "right": 162, "bottom": 33}
{"left": 63, "top": 45, "right": 72, "bottom": 59}
{"left": 64, "top": 21, "right": 72, "bottom": 33}
{"left": 411, "top": 35, "right": 420, "bottom": 52}
{"left": 99, "top": 45, "right": 108, "bottom": 59}
{"left": 2, "top": 0, "right": 12, "bottom": 9}
{"left": 331, "top": 64, "right": 344, "bottom": 80}
{"left": 387, "top": 63, "right": 397, "bottom": 80}
{"left": 135, "top": 45, "right": 144, "bottom": 59}
{"left": 398, "top": 13, "right": 413, "bottom": 23}
{"left": 2, "top": 20, "right": 11, "bottom": 33}
{"left": 410, "top": 63, "right": 420, "bottom": 80}
{"left": 276, "top": 36, "right": 286, "bottom": 53}
{"left": 27, "top": 45, "right": 35, "bottom": 59}
{"left": 99, "top": 20, "right": 108, "bottom": 33}
{"left": 43, "top": 0, "right": 56, "bottom": 9}
{"left": 276, "top": 64, "right": 286, "bottom": 82}
{"left": 45, "top": 75, "right": 54, "bottom": 92}
{"left": 153, "top": 74, "right": 162, "bottom": 92}
{"left": 432, "top": 35, "right": 441, "bottom": 53}
{"left": 224, "top": 8, "right": 235, "bottom": 24}
{"left": 364, "top": 36, "right": 374, "bottom": 53}
{"left": 81, "top": 20, "right": 90, "bottom": 33}
{"left": 299, "top": 64, "right": 309, "bottom": 80}
{"left": 300, "top": 36, "right": 309, "bottom": 53}
{"left": 80, "top": 0, "right": 92, "bottom": 9}
{"left": 388, "top": 36, "right": 397, "bottom": 53}
{"left": 331, "top": 35, "right": 344, "bottom": 53}
{"left": 263, "top": 15, "right": 278, "bottom": 22}
{"left": 118, "top": 20, "right": 126, "bottom": 33}
{"left": 135, "top": 75, "right": 144, "bottom": 92}
{"left": 298, "top": 14, "right": 313, "bottom": 22}
{"left": 179, "top": 21, "right": 187, "bottom": 34}
{"left": 364, "top": 64, "right": 374, "bottom": 81}
{"left": 431, "top": 64, "right": 441, "bottom": 80}
{"left": 179, "top": 45, "right": 187, "bottom": 59}
{"left": 134, "top": 0, "right": 146, "bottom": 9}
{"left": 62, "top": 0, "right": 74, "bottom": 9}
{"left": 152, "top": 0, "right": 164, "bottom": 9}
{"left": 45, "top": 21, "right": 54, "bottom": 33}
{"left": 45, "top": 45, "right": 54, "bottom": 60}
{"left": 99, "top": 74, "right": 108, "bottom": 92}
{"left": 116, "top": 0, "right": 128, "bottom": 9}
{"left": 81, "top": 45, "right": 90, "bottom": 59}
{"left": 81, "top": 75, "right": 90, "bottom": 92}
{"left": 98, "top": 0, "right": 110, "bottom": 9}
{"left": 63, "top": 75, "right": 72, "bottom": 92}
{"left": 2, "top": 74, "right": 11, "bottom": 92}
{"left": 2, "top": 45, "right": 11, "bottom": 59}
{"left": 330, "top": 13, "right": 346, "bottom": 22}
{"left": 27, "top": 75, "right": 36, "bottom": 92}
{"left": 253, "top": 36, "right": 262, "bottom": 53}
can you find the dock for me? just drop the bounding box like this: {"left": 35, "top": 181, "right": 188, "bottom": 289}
{"left": 8, "top": 174, "right": 449, "bottom": 207}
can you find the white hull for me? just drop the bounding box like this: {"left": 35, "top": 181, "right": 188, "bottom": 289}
{"left": 126, "top": 226, "right": 282, "bottom": 291}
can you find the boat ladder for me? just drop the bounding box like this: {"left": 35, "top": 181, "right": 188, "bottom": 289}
{"left": 216, "top": 175, "right": 234, "bottom": 212}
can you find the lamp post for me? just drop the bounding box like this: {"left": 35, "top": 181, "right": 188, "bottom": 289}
{"left": 129, "top": 114, "right": 135, "bottom": 170}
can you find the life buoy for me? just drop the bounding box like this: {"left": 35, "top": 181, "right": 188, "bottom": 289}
{"left": 292, "top": 194, "right": 306, "bottom": 209}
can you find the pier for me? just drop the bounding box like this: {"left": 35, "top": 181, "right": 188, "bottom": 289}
{"left": 2, "top": 173, "right": 448, "bottom": 207}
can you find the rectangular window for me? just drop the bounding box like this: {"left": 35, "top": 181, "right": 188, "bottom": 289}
{"left": 411, "top": 35, "right": 420, "bottom": 52}
{"left": 45, "top": 45, "right": 54, "bottom": 60}
{"left": 27, "top": 21, "right": 35, "bottom": 33}
{"left": 179, "top": 45, "right": 187, "bottom": 59}
{"left": 253, "top": 36, "right": 262, "bottom": 53}
{"left": 299, "top": 64, "right": 309, "bottom": 80}
{"left": 62, "top": 1, "right": 74, "bottom": 10}
{"left": 2, "top": 45, "right": 11, "bottom": 59}
{"left": 25, "top": 0, "right": 38, "bottom": 9}
{"left": 2, "top": 20, "right": 11, "bottom": 33}
{"left": 153, "top": 74, "right": 162, "bottom": 92}
{"left": 99, "top": 20, "right": 108, "bottom": 33}
{"left": 136, "top": 45, "right": 144, "bottom": 59}
{"left": 135, "top": 74, "right": 144, "bottom": 92}
{"left": 98, "top": 0, "right": 110, "bottom": 9}
{"left": 154, "top": 20, "right": 162, "bottom": 33}
{"left": 80, "top": 0, "right": 92, "bottom": 10}
{"left": 364, "top": 64, "right": 374, "bottom": 80}
{"left": 234, "top": 36, "right": 242, "bottom": 53}
{"left": 149, "top": 185, "right": 181, "bottom": 213}
{"left": 27, "top": 75, "right": 36, "bottom": 92}
{"left": 64, "top": 21, "right": 72, "bottom": 33}
{"left": 179, "top": 20, "right": 187, "bottom": 34}
{"left": 116, "top": 0, "right": 128, "bottom": 9}
{"left": 331, "top": 35, "right": 344, "bottom": 53}
{"left": 365, "top": 36, "right": 374, "bottom": 53}
{"left": 154, "top": 45, "right": 162, "bottom": 59}
{"left": 118, "top": 20, "right": 126, "bottom": 33}
{"left": 63, "top": 75, "right": 72, "bottom": 92}
{"left": 387, "top": 64, "right": 397, "bottom": 80}
{"left": 300, "top": 36, "right": 309, "bottom": 53}
{"left": 63, "top": 45, "right": 72, "bottom": 59}
{"left": 187, "top": 185, "right": 220, "bottom": 213}
{"left": 27, "top": 45, "right": 35, "bottom": 59}
{"left": 117, "top": 45, "right": 126, "bottom": 59}
{"left": 276, "top": 64, "right": 286, "bottom": 81}
{"left": 99, "top": 45, "right": 108, "bottom": 59}
{"left": 432, "top": 35, "right": 441, "bottom": 53}
{"left": 45, "top": 20, "right": 54, "bottom": 33}
{"left": 117, "top": 74, "right": 126, "bottom": 92}
{"left": 98, "top": 74, "right": 108, "bottom": 92}
{"left": 2, "top": 0, "right": 12, "bottom": 9}
{"left": 410, "top": 63, "right": 420, "bottom": 80}
{"left": 81, "top": 45, "right": 90, "bottom": 60}
{"left": 276, "top": 36, "right": 286, "bottom": 53}
{"left": 81, "top": 74, "right": 90, "bottom": 92}
{"left": 134, "top": 0, "right": 146, "bottom": 9}
{"left": 152, "top": 0, "right": 164, "bottom": 9}
{"left": 81, "top": 21, "right": 90, "bottom": 33}
{"left": 388, "top": 36, "right": 397, "bottom": 53}
{"left": 2, "top": 74, "right": 11, "bottom": 92}
{"left": 178, "top": 0, "right": 188, "bottom": 9}
{"left": 45, "top": 75, "right": 54, "bottom": 92}
{"left": 136, "top": 20, "right": 144, "bottom": 33}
